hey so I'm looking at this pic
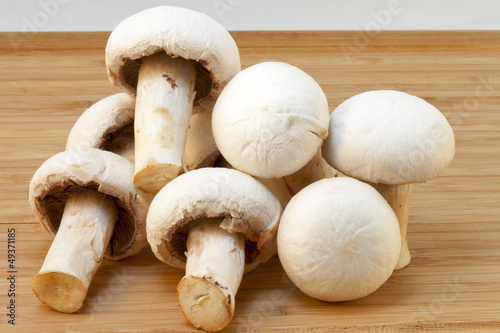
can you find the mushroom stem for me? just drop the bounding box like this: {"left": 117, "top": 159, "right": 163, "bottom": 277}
{"left": 369, "top": 183, "right": 412, "bottom": 270}
{"left": 177, "top": 217, "right": 245, "bottom": 332}
{"left": 134, "top": 51, "right": 197, "bottom": 194}
{"left": 31, "top": 189, "right": 117, "bottom": 313}
{"left": 284, "top": 150, "right": 338, "bottom": 195}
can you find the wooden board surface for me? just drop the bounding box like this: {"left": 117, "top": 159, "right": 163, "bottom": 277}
{"left": 1, "top": 31, "right": 500, "bottom": 332}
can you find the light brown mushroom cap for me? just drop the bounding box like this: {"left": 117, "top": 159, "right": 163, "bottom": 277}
{"left": 322, "top": 90, "right": 455, "bottom": 185}
{"left": 66, "top": 93, "right": 135, "bottom": 153}
{"left": 147, "top": 167, "right": 282, "bottom": 273}
{"left": 105, "top": 5, "right": 241, "bottom": 113}
{"left": 29, "top": 148, "right": 151, "bottom": 260}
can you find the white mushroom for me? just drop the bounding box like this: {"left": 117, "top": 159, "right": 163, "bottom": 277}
{"left": 29, "top": 148, "right": 151, "bottom": 313}
{"left": 322, "top": 90, "right": 455, "bottom": 270}
{"left": 278, "top": 177, "right": 401, "bottom": 302}
{"left": 66, "top": 93, "right": 135, "bottom": 161}
{"left": 66, "top": 93, "right": 220, "bottom": 168}
{"left": 147, "top": 168, "right": 281, "bottom": 331}
{"left": 106, "top": 6, "right": 240, "bottom": 194}
{"left": 214, "top": 157, "right": 292, "bottom": 260}
{"left": 212, "top": 62, "right": 330, "bottom": 179}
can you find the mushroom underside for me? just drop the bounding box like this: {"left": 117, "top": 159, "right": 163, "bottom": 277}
{"left": 169, "top": 215, "right": 260, "bottom": 265}
{"left": 101, "top": 120, "right": 134, "bottom": 152}
{"left": 37, "top": 183, "right": 136, "bottom": 259}
{"left": 121, "top": 55, "right": 213, "bottom": 103}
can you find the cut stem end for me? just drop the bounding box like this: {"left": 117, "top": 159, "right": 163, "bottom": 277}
{"left": 177, "top": 217, "right": 245, "bottom": 331}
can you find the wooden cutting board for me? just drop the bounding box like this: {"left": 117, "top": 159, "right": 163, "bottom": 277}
{"left": 1, "top": 31, "right": 499, "bottom": 332}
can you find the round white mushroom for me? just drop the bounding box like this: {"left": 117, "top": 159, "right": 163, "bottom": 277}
{"left": 278, "top": 177, "right": 401, "bottom": 302}
{"left": 212, "top": 61, "right": 330, "bottom": 179}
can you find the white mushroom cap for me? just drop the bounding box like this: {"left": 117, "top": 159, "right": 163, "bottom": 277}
{"left": 322, "top": 90, "right": 455, "bottom": 185}
{"left": 105, "top": 6, "right": 241, "bottom": 112}
{"left": 214, "top": 155, "right": 292, "bottom": 210}
{"left": 66, "top": 93, "right": 135, "bottom": 155}
{"left": 29, "top": 148, "right": 151, "bottom": 260}
{"left": 147, "top": 167, "right": 282, "bottom": 273}
{"left": 212, "top": 62, "right": 330, "bottom": 178}
{"left": 66, "top": 93, "right": 220, "bottom": 169}
{"left": 277, "top": 177, "right": 401, "bottom": 302}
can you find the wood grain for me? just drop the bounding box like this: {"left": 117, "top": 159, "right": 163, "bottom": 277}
{"left": 1, "top": 31, "right": 500, "bottom": 332}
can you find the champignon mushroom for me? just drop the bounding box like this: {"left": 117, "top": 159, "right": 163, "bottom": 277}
{"left": 322, "top": 90, "right": 455, "bottom": 270}
{"left": 277, "top": 177, "right": 401, "bottom": 302}
{"left": 106, "top": 6, "right": 240, "bottom": 194}
{"left": 66, "top": 93, "right": 220, "bottom": 168}
{"left": 214, "top": 156, "right": 292, "bottom": 261}
{"left": 212, "top": 62, "right": 330, "bottom": 179}
{"left": 29, "top": 148, "right": 150, "bottom": 313}
{"left": 283, "top": 150, "right": 338, "bottom": 195}
{"left": 147, "top": 167, "right": 281, "bottom": 331}
{"left": 66, "top": 93, "right": 135, "bottom": 161}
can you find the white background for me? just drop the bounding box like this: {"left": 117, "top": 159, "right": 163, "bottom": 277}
{"left": 1, "top": 0, "right": 500, "bottom": 32}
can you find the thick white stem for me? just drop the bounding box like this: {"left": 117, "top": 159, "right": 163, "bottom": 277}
{"left": 370, "top": 183, "right": 412, "bottom": 270}
{"left": 177, "top": 217, "right": 245, "bottom": 332}
{"left": 32, "top": 190, "right": 117, "bottom": 313}
{"left": 134, "top": 52, "right": 196, "bottom": 194}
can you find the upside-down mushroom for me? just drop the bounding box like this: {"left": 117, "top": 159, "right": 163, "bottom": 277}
{"left": 147, "top": 168, "right": 281, "bottom": 331}
{"left": 66, "top": 93, "right": 220, "bottom": 168}
{"left": 106, "top": 6, "right": 240, "bottom": 194}
{"left": 29, "top": 148, "right": 150, "bottom": 313}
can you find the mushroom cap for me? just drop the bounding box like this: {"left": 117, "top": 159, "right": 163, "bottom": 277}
{"left": 277, "top": 177, "right": 401, "bottom": 302}
{"left": 105, "top": 6, "right": 241, "bottom": 112}
{"left": 147, "top": 167, "right": 282, "bottom": 273}
{"left": 212, "top": 62, "right": 330, "bottom": 179}
{"left": 29, "top": 148, "right": 151, "bottom": 260}
{"left": 322, "top": 90, "right": 455, "bottom": 185}
{"left": 66, "top": 93, "right": 220, "bottom": 169}
{"left": 66, "top": 93, "right": 135, "bottom": 153}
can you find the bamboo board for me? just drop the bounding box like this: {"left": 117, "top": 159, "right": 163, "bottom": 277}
{"left": 0, "top": 31, "right": 499, "bottom": 332}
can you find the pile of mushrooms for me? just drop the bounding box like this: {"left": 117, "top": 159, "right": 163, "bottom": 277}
{"left": 28, "top": 5, "right": 456, "bottom": 332}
